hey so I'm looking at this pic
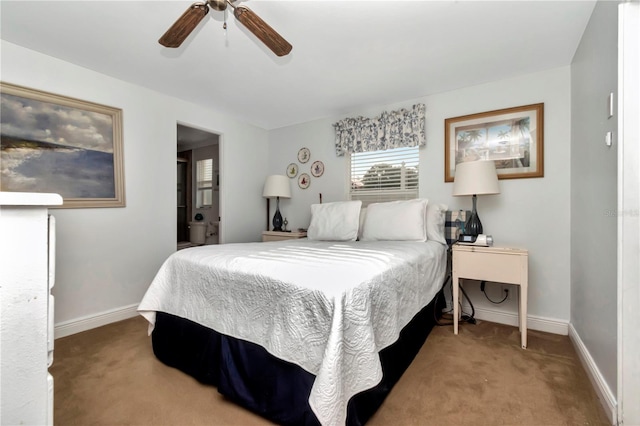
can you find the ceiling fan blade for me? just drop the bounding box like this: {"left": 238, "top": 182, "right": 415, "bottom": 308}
{"left": 233, "top": 6, "right": 292, "bottom": 57}
{"left": 159, "top": 3, "right": 209, "bottom": 48}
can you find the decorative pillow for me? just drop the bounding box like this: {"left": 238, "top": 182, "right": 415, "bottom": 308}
{"left": 425, "top": 202, "right": 448, "bottom": 245}
{"left": 307, "top": 201, "right": 362, "bottom": 241}
{"left": 361, "top": 199, "right": 428, "bottom": 241}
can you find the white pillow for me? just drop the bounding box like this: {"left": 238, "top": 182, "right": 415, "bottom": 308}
{"left": 357, "top": 207, "right": 367, "bottom": 240}
{"left": 307, "top": 201, "right": 362, "bottom": 241}
{"left": 425, "top": 202, "right": 448, "bottom": 245}
{"left": 361, "top": 199, "right": 428, "bottom": 241}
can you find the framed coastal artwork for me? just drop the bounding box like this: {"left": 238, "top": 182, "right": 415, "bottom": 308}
{"left": 444, "top": 103, "right": 544, "bottom": 182}
{"left": 0, "top": 82, "right": 125, "bottom": 208}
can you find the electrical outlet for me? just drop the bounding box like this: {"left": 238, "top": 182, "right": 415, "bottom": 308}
{"left": 501, "top": 285, "right": 512, "bottom": 301}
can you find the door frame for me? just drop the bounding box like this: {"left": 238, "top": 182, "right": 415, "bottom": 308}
{"left": 617, "top": 2, "right": 640, "bottom": 424}
{"left": 176, "top": 122, "right": 224, "bottom": 244}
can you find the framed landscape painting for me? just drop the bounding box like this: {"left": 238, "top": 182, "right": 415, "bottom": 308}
{"left": 0, "top": 82, "right": 125, "bottom": 208}
{"left": 445, "top": 103, "right": 544, "bottom": 182}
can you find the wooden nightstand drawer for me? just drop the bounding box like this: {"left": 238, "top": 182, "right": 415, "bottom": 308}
{"left": 262, "top": 231, "right": 307, "bottom": 242}
{"left": 453, "top": 247, "right": 527, "bottom": 286}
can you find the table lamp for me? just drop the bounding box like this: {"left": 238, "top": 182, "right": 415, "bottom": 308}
{"left": 452, "top": 161, "right": 500, "bottom": 236}
{"left": 262, "top": 175, "right": 291, "bottom": 232}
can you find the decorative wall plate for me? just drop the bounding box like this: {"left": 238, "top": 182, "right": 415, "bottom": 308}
{"left": 297, "top": 147, "right": 311, "bottom": 163}
{"left": 286, "top": 163, "right": 298, "bottom": 178}
{"left": 310, "top": 160, "right": 324, "bottom": 177}
{"left": 298, "top": 173, "right": 310, "bottom": 189}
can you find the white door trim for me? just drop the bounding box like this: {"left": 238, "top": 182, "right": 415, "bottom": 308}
{"left": 617, "top": 3, "right": 640, "bottom": 425}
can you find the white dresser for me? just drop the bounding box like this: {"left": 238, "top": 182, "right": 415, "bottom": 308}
{"left": 0, "top": 192, "right": 62, "bottom": 426}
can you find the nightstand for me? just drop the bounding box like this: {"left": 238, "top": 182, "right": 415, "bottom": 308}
{"left": 262, "top": 231, "right": 307, "bottom": 242}
{"left": 452, "top": 244, "right": 529, "bottom": 348}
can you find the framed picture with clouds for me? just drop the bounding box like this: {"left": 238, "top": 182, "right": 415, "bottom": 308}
{"left": 0, "top": 82, "right": 125, "bottom": 208}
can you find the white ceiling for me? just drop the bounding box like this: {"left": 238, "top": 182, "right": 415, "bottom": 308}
{"left": 0, "top": 0, "right": 596, "bottom": 130}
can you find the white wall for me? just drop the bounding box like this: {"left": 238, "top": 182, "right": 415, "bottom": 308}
{"left": 570, "top": 0, "right": 619, "bottom": 401}
{"left": 267, "top": 120, "right": 345, "bottom": 231}
{"left": 1, "top": 41, "right": 269, "bottom": 328}
{"left": 269, "top": 66, "right": 572, "bottom": 325}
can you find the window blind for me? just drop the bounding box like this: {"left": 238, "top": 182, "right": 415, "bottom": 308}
{"left": 196, "top": 159, "right": 213, "bottom": 208}
{"left": 196, "top": 159, "right": 213, "bottom": 189}
{"left": 349, "top": 147, "right": 419, "bottom": 206}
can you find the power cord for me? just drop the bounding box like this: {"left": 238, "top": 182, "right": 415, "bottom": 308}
{"left": 458, "top": 285, "right": 476, "bottom": 324}
{"left": 434, "top": 273, "right": 476, "bottom": 326}
{"left": 480, "top": 281, "right": 509, "bottom": 304}
{"left": 434, "top": 244, "right": 477, "bottom": 326}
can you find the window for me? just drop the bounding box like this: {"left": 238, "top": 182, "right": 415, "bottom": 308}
{"left": 196, "top": 159, "right": 213, "bottom": 208}
{"left": 349, "top": 146, "right": 419, "bottom": 206}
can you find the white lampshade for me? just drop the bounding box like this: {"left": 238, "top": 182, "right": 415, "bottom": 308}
{"left": 262, "top": 175, "right": 291, "bottom": 199}
{"left": 452, "top": 161, "right": 500, "bottom": 196}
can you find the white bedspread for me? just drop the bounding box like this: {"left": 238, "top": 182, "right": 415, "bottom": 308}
{"left": 138, "top": 239, "right": 446, "bottom": 425}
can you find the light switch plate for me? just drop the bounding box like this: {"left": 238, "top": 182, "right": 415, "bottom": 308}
{"left": 605, "top": 131, "right": 613, "bottom": 147}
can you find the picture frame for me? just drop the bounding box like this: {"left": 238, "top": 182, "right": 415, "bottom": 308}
{"left": 0, "top": 82, "right": 125, "bottom": 208}
{"left": 444, "top": 103, "right": 544, "bottom": 182}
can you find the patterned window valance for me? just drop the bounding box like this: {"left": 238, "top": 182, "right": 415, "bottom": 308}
{"left": 333, "top": 103, "right": 426, "bottom": 156}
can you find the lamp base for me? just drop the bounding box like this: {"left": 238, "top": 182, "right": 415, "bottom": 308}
{"left": 465, "top": 212, "right": 483, "bottom": 236}
{"left": 272, "top": 197, "right": 283, "bottom": 232}
{"left": 465, "top": 194, "right": 483, "bottom": 236}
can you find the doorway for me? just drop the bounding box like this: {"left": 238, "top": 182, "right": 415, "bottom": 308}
{"left": 176, "top": 124, "right": 221, "bottom": 248}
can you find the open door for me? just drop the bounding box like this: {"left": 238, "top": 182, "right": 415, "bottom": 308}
{"left": 177, "top": 124, "right": 221, "bottom": 248}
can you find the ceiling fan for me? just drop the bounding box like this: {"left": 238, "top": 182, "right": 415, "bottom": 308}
{"left": 159, "top": 0, "right": 292, "bottom": 57}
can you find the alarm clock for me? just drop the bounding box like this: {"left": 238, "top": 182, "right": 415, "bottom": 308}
{"left": 457, "top": 234, "right": 494, "bottom": 247}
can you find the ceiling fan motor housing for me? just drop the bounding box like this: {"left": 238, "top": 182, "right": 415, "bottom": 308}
{"left": 207, "top": 0, "right": 227, "bottom": 12}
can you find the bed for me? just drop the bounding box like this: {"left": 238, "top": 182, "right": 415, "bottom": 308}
{"left": 138, "top": 199, "right": 452, "bottom": 425}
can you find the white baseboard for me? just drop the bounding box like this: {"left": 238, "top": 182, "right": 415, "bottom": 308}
{"left": 461, "top": 304, "right": 569, "bottom": 335}
{"left": 54, "top": 303, "right": 139, "bottom": 339}
{"left": 568, "top": 324, "right": 617, "bottom": 426}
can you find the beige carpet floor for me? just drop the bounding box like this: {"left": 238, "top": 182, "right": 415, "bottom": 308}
{"left": 50, "top": 316, "right": 610, "bottom": 425}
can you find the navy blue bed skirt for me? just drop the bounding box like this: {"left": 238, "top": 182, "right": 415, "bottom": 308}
{"left": 151, "top": 288, "right": 445, "bottom": 425}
